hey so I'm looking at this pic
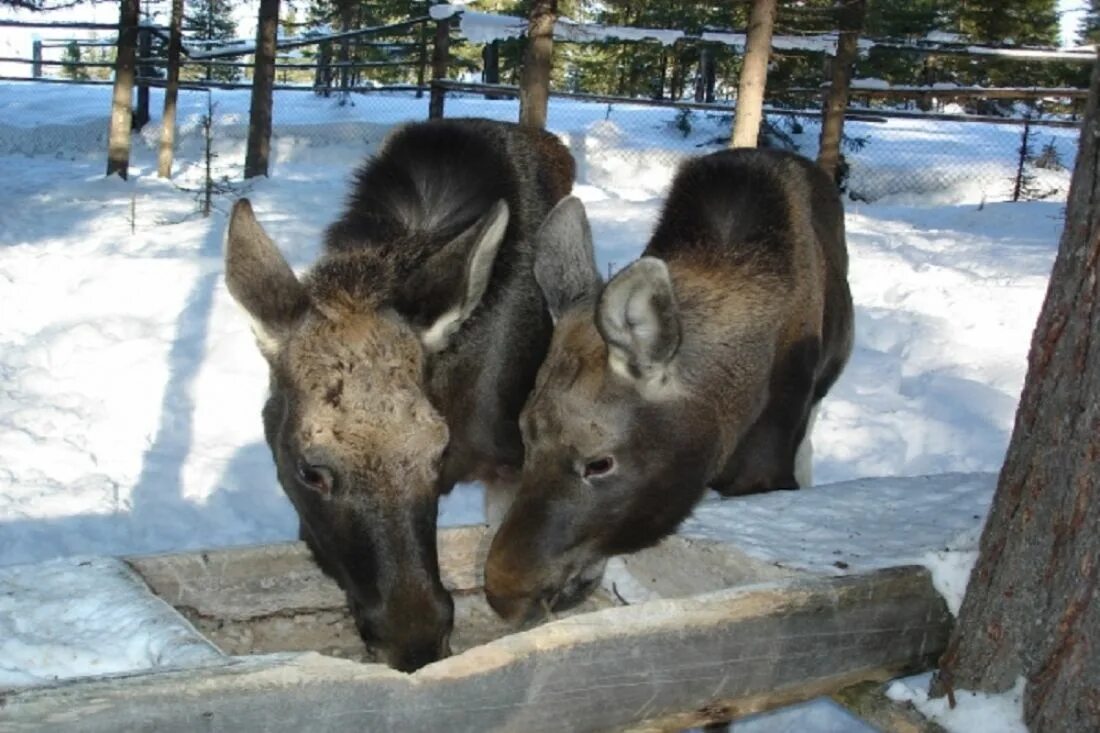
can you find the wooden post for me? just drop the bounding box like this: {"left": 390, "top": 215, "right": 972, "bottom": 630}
{"left": 519, "top": 0, "right": 556, "bottom": 129}
{"left": 106, "top": 0, "right": 139, "bottom": 179}
{"left": 817, "top": 0, "right": 866, "bottom": 182}
{"left": 731, "top": 0, "right": 777, "bottom": 148}
{"left": 32, "top": 38, "right": 42, "bottom": 78}
{"left": 157, "top": 0, "right": 184, "bottom": 178}
{"left": 133, "top": 25, "right": 152, "bottom": 131}
{"left": 428, "top": 17, "right": 450, "bottom": 119}
{"left": 245, "top": 0, "right": 280, "bottom": 179}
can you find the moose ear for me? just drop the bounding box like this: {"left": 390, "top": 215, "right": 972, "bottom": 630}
{"left": 596, "top": 257, "right": 681, "bottom": 385}
{"left": 401, "top": 199, "right": 510, "bottom": 352}
{"left": 533, "top": 196, "right": 601, "bottom": 322}
{"left": 224, "top": 199, "right": 309, "bottom": 355}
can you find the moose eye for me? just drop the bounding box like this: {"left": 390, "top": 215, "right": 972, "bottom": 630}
{"left": 296, "top": 460, "right": 335, "bottom": 496}
{"left": 583, "top": 456, "right": 615, "bottom": 479}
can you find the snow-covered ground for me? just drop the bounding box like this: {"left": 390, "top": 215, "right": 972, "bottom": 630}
{"left": 0, "top": 81, "right": 1068, "bottom": 729}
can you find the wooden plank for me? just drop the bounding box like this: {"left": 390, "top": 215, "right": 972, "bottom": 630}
{"left": 128, "top": 525, "right": 490, "bottom": 617}
{"left": 2, "top": 567, "right": 952, "bottom": 732}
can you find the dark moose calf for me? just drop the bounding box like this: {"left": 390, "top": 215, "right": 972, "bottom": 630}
{"left": 485, "top": 148, "right": 855, "bottom": 624}
{"left": 224, "top": 118, "right": 573, "bottom": 671}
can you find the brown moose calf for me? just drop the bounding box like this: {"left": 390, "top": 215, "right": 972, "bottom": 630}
{"left": 224, "top": 118, "right": 573, "bottom": 671}
{"left": 485, "top": 148, "right": 854, "bottom": 624}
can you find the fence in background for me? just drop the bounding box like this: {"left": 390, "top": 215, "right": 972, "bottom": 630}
{"left": 0, "top": 76, "right": 1078, "bottom": 205}
{"left": 0, "top": 10, "right": 1084, "bottom": 205}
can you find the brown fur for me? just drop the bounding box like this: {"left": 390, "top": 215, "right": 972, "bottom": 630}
{"left": 485, "top": 149, "right": 853, "bottom": 624}
{"left": 226, "top": 118, "right": 574, "bottom": 671}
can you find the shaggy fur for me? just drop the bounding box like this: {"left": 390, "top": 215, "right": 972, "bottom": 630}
{"left": 225, "top": 118, "right": 574, "bottom": 671}
{"left": 485, "top": 148, "right": 854, "bottom": 624}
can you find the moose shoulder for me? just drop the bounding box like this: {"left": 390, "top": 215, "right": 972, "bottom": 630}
{"left": 485, "top": 148, "right": 854, "bottom": 624}
{"left": 224, "top": 118, "right": 574, "bottom": 671}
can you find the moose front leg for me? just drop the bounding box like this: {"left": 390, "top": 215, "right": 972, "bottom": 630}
{"left": 712, "top": 336, "right": 820, "bottom": 497}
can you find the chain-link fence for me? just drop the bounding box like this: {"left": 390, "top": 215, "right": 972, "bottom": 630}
{"left": 0, "top": 77, "right": 1077, "bottom": 206}
{"left": 431, "top": 82, "right": 1079, "bottom": 205}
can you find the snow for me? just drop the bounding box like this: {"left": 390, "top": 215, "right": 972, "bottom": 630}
{"left": 432, "top": 7, "right": 686, "bottom": 47}
{"left": 0, "top": 556, "right": 222, "bottom": 688}
{"left": 887, "top": 672, "right": 1028, "bottom": 733}
{"left": 681, "top": 474, "right": 993, "bottom": 616}
{"left": 0, "top": 79, "right": 1068, "bottom": 733}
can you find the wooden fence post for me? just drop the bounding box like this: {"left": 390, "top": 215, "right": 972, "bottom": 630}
{"left": 106, "top": 0, "right": 139, "bottom": 179}
{"left": 817, "top": 0, "right": 866, "bottom": 182}
{"left": 428, "top": 17, "right": 450, "bottom": 119}
{"left": 32, "top": 38, "right": 42, "bottom": 78}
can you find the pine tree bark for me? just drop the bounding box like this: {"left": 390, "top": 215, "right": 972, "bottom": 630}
{"left": 157, "top": 0, "right": 184, "bottom": 178}
{"left": 930, "top": 53, "right": 1100, "bottom": 733}
{"left": 245, "top": 0, "right": 280, "bottom": 179}
{"left": 817, "top": 0, "right": 865, "bottom": 182}
{"left": 731, "top": 0, "right": 776, "bottom": 148}
{"left": 106, "top": 0, "right": 139, "bottom": 179}
{"left": 519, "top": 0, "right": 556, "bottom": 129}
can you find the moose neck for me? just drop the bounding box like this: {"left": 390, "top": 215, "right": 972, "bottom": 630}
{"left": 665, "top": 257, "right": 789, "bottom": 475}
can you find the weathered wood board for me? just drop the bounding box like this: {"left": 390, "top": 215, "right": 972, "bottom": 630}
{"left": 1, "top": 527, "right": 952, "bottom": 732}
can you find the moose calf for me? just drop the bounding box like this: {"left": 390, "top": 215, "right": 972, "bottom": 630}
{"left": 225, "top": 118, "right": 573, "bottom": 671}
{"left": 485, "top": 148, "right": 854, "bottom": 624}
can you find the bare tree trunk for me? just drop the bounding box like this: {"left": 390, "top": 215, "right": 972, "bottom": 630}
{"left": 731, "top": 0, "right": 776, "bottom": 148}
{"left": 157, "top": 0, "right": 184, "bottom": 178}
{"left": 519, "top": 0, "right": 556, "bottom": 129}
{"left": 930, "top": 53, "right": 1100, "bottom": 733}
{"left": 106, "top": 0, "right": 139, "bottom": 179}
{"left": 428, "top": 17, "right": 450, "bottom": 119}
{"left": 245, "top": 0, "right": 280, "bottom": 179}
{"left": 133, "top": 26, "right": 152, "bottom": 131}
{"left": 316, "top": 41, "right": 332, "bottom": 98}
{"left": 817, "top": 0, "right": 865, "bottom": 182}
{"left": 483, "top": 40, "right": 502, "bottom": 100}
{"left": 695, "top": 46, "right": 716, "bottom": 103}
{"left": 415, "top": 20, "right": 429, "bottom": 99}
{"left": 337, "top": 0, "right": 353, "bottom": 96}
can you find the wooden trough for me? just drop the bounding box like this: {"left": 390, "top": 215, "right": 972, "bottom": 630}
{"left": 1, "top": 526, "right": 951, "bottom": 731}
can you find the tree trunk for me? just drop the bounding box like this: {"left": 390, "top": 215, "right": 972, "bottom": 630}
{"left": 337, "top": 1, "right": 353, "bottom": 94}
{"left": 106, "top": 0, "right": 139, "bottom": 179}
{"left": 519, "top": 0, "right": 556, "bottom": 129}
{"left": 415, "top": 20, "right": 429, "bottom": 99}
{"left": 316, "top": 41, "right": 332, "bottom": 98}
{"left": 428, "top": 18, "right": 450, "bottom": 119}
{"left": 483, "top": 40, "right": 502, "bottom": 100}
{"left": 730, "top": 0, "right": 776, "bottom": 148}
{"left": 930, "top": 52, "right": 1100, "bottom": 733}
{"left": 157, "top": 0, "right": 184, "bottom": 178}
{"left": 695, "top": 46, "right": 716, "bottom": 103}
{"left": 133, "top": 26, "right": 152, "bottom": 131}
{"left": 245, "top": 0, "right": 280, "bottom": 179}
{"left": 817, "top": 0, "right": 865, "bottom": 182}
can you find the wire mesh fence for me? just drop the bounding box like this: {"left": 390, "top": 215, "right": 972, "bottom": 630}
{"left": 0, "top": 76, "right": 1078, "bottom": 206}
{"left": 432, "top": 83, "right": 1078, "bottom": 205}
